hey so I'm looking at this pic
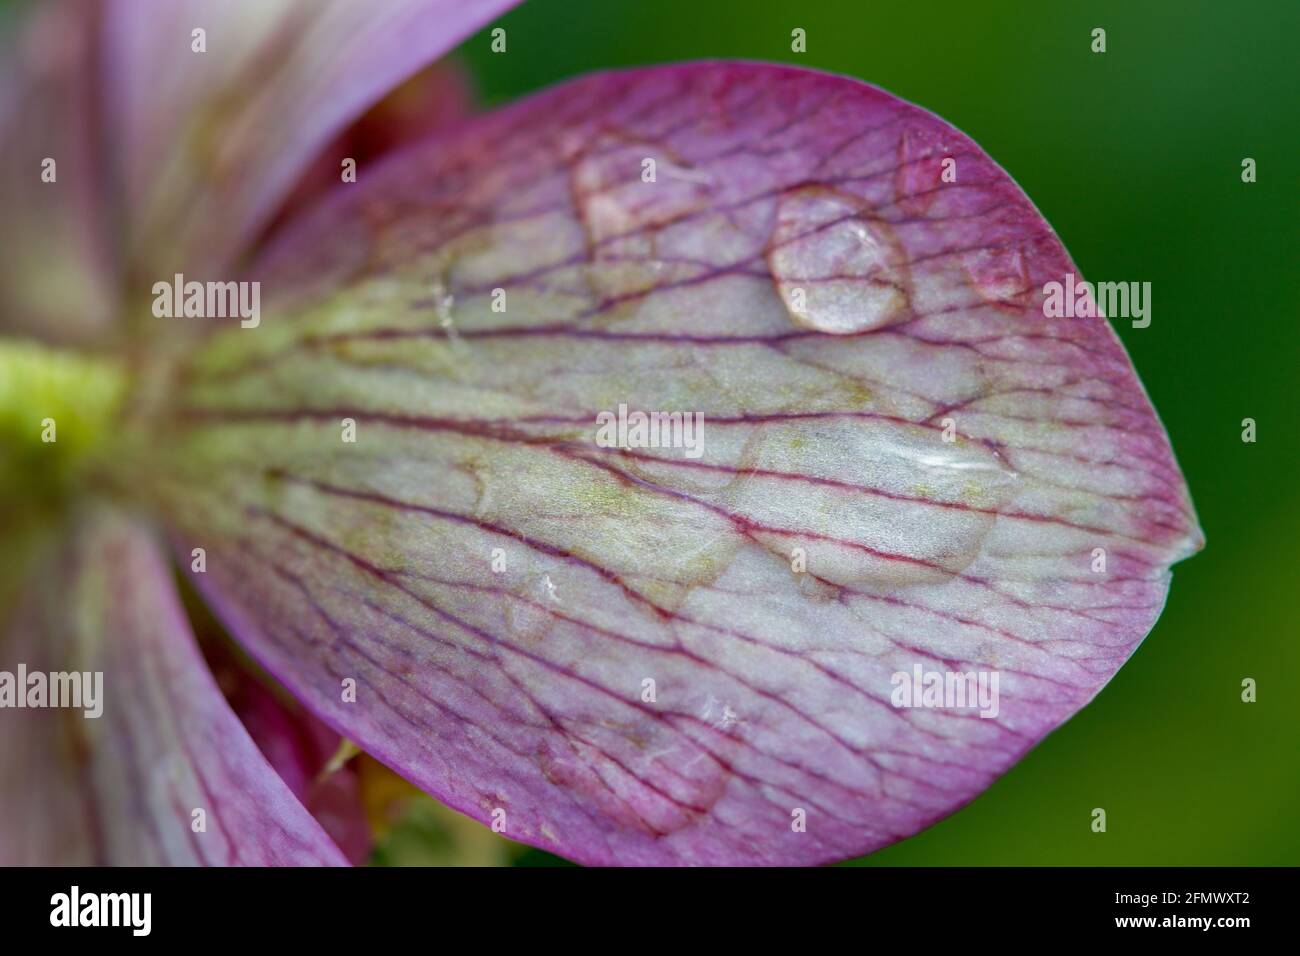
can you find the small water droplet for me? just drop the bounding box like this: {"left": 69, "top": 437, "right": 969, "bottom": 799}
{"left": 796, "top": 571, "right": 840, "bottom": 602}
{"left": 768, "top": 186, "right": 911, "bottom": 334}
{"left": 504, "top": 572, "right": 562, "bottom": 641}
{"left": 430, "top": 279, "right": 460, "bottom": 337}
{"left": 895, "top": 126, "right": 949, "bottom": 215}
{"left": 699, "top": 695, "right": 741, "bottom": 734}
{"left": 962, "top": 246, "right": 1030, "bottom": 308}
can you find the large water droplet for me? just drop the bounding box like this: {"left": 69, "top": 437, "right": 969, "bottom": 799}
{"left": 718, "top": 417, "right": 1020, "bottom": 587}
{"left": 569, "top": 139, "right": 714, "bottom": 304}
{"left": 767, "top": 186, "right": 911, "bottom": 334}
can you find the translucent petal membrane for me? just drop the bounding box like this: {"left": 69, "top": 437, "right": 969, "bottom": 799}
{"left": 152, "top": 64, "right": 1203, "bottom": 865}
{"left": 0, "top": 508, "right": 346, "bottom": 865}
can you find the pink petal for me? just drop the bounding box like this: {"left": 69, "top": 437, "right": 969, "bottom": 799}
{"left": 0, "top": 0, "right": 116, "bottom": 344}
{"left": 105, "top": 0, "right": 522, "bottom": 278}
{"left": 205, "top": 640, "right": 372, "bottom": 863}
{"left": 156, "top": 63, "right": 1203, "bottom": 865}
{"left": 0, "top": 509, "right": 347, "bottom": 865}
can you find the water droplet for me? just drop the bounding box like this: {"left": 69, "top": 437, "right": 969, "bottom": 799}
{"left": 699, "top": 695, "right": 741, "bottom": 734}
{"left": 570, "top": 142, "right": 714, "bottom": 303}
{"left": 504, "top": 572, "right": 562, "bottom": 642}
{"left": 720, "top": 417, "right": 1019, "bottom": 587}
{"left": 796, "top": 570, "right": 840, "bottom": 602}
{"left": 768, "top": 186, "right": 911, "bottom": 334}
{"left": 962, "top": 246, "right": 1031, "bottom": 308}
{"left": 895, "top": 126, "right": 948, "bottom": 216}
{"left": 430, "top": 279, "right": 460, "bottom": 337}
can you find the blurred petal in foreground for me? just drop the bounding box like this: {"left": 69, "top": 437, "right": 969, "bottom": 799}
{"left": 0, "top": 0, "right": 115, "bottom": 343}
{"left": 106, "top": 0, "right": 521, "bottom": 278}
{"left": 0, "top": 508, "right": 346, "bottom": 865}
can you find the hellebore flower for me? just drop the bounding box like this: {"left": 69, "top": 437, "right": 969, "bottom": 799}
{"left": 0, "top": 0, "right": 1202, "bottom": 867}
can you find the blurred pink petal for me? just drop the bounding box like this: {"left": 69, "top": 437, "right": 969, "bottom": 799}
{"left": 0, "top": 0, "right": 116, "bottom": 344}
{"left": 0, "top": 508, "right": 347, "bottom": 865}
{"left": 105, "top": 0, "right": 521, "bottom": 279}
{"left": 206, "top": 641, "right": 372, "bottom": 863}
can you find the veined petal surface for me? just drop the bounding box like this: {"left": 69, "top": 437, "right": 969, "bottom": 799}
{"left": 152, "top": 64, "right": 1202, "bottom": 865}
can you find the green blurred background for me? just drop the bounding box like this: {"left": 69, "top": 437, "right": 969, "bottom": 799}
{"left": 449, "top": 0, "right": 1299, "bottom": 866}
